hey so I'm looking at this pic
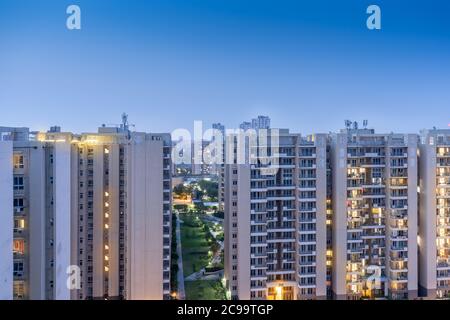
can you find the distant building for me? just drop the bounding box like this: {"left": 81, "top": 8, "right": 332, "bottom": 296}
{"left": 251, "top": 116, "right": 271, "bottom": 130}
{"left": 239, "top": 121, "right": 252, "bottom": 131}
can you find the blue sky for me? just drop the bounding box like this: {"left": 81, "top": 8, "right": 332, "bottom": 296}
{"left": 0, "top": 0, "right": 449, "bottom": 134}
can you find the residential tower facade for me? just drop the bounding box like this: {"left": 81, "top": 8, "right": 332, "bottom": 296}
{"left": 224, "top": 129, "right": 327, "bottom": 300}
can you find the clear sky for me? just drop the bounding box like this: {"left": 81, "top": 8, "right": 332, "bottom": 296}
{"left": 0, "top": 0, "right": 449, "bottom": 135}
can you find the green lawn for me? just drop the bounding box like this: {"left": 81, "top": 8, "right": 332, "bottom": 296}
{"left": 185, "top": 280, "right": 227, "bottom": 300}
{"left": 180, "top": 214, "right": 210, "bottom": 276}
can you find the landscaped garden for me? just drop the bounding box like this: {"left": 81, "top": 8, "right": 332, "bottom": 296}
{"left": 184, "top": 280, "right": 227, "bottom": 300}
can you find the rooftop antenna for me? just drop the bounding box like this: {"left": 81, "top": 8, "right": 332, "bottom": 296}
{"left": 122, "top": 113, "right": 129, "bottom": 131}
{"left": 345, "top": 120, "right": 352, "bottom": 129}
{"left": 121, "top": 113, "right": 136, "bottom": 138}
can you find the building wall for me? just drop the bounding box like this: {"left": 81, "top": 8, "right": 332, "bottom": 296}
{"left": 418, "top": 136, "right": 437, "bottom": 297}
{"left": 0, "top": 141, "right": 13, "bottom": 300}
{"left": 27, "top": 143, "right": 46, "bottom": 300}
{"left": 405, "top": 134, "right": 418, "bottom": 298}
{"left": 127, "top": 135, "right": 164, "bottom": 299}
{"left": 224, "top": 162, "right": 251, "bottom": 300}
{"left": 236, "top": 164, "right": 251, "bottom": 300}
{"left": 330, "top": 133, "right": 348, "bottom": 299}
{"left": 418, "top": 130, "right": 450, "bottom": 299}
{"left": 314, "top": 134, "right": 328, "bottom": 298}
{"left": 53, "top": 142, "right": 73, "bottom": 300}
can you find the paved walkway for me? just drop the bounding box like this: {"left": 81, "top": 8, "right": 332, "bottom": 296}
{"left": 175, "top": 214, "right": 186, "bottom": 300}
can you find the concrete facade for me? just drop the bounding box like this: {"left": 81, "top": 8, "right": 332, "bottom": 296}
{"left": 331, "top": 129, "right": 418, "bottom": 300}
{"left": 0, "top": 126, "right": 172, "bottom": 300}
{"left": 224, "top": 129, "right": 327, "bottom": 300}
{"left": 419, "top": 129, "right": 450, "bottom": 299}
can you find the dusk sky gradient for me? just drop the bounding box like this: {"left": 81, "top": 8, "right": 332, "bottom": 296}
{"left": 0, "top": 0, "right": 449, "bottom": 134}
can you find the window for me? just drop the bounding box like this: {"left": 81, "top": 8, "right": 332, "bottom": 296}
{"left": 14, "top": 219, "right": 25, "bottom": 231}
{"left": 13, "top": 261, "right": 24, "bottom": 277}
{"left": 14, "top": 198, "right": 24, "bottom": 212}
{"left": 13, "top": 281, "right": 25, "bottom": 299}
{"left": 13, "top": 154, "right": 24, "bottom": 169}
{"left": 13, "top": 177, "right": 24, "bottom": 190}
{"left": 13, "top": 239, "right": 25, "bottom": 254}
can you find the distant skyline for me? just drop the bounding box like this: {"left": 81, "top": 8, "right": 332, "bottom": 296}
{"left": 0, "top": 0, "right": 449, "bottom": 134}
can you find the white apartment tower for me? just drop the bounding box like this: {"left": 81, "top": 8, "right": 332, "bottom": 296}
{"left": 0, "top": 124, "right": 172, "bottom": 300}
{"left": 418, "top": 129, "right": 450, "bottom": 299}
{"left": 224, "top": 129, "right": 327, "bottom": 300}
{"left": 331, "top": 128, "right": 418, "bottom": 300}
{"left": 0, "top": 132, "right": 14, "bottom": 300}
{"left": 1, "top": 127, "right": 73, "bottom": 300}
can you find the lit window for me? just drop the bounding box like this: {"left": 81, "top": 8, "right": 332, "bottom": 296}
{"left": 13, "top": 155, "right": 24, "bottom": 169}
{"left": 13, "top": 281, "right": 25, "bottom": 299}
{"left": 14, "top": 219, "right": 25, "bottom": 230}
{"left": 13, "top": 240, "right": 25, "bottom": 254}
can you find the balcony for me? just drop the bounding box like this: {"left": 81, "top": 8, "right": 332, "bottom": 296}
{"left": 390, "top": 245, "right": 408, "bottom": 252}
{"left": 437, "top": 259, "right": 450, "bottom": 269}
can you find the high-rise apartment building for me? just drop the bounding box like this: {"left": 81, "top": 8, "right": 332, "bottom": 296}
{"left": 224, "top": 129, "right": 327, "bottom": 300}
{"left": 239, "top": 116, "right": 271, "bottom": 132}
{"left": 0, "top": 126, "right": 74, "bottom": 300}
{"left": 418, "top": 129, "right": 450, "bottom": 299}
{"left": 330, "top": 128, "right": 418, "bottom": 300}
{"left": 0, "top": 132, "right": 14, "bottom": 300}
{"left": 251, "top": 116, "right": 271, "bottom": 130}
{"left": 69, "top": 126, "right": 173, "bottom": 300}
{"left": 0, "top": 123, "right": 172, "bottom": 300}
{"left": 239, "top": 121, "right": 252, "bottom": 131}
{"left": 212, "top": 123, "right": 226, "bottom": 211}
